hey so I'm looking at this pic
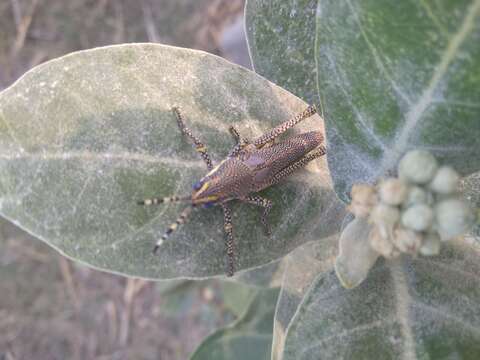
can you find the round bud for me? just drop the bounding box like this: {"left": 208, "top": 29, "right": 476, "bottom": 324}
{"left": 349, "top": 184, "right": 378, "bottom": 218}
{"left": 419, "top": 233, "right": 441, "bottom": 256}
{"left": 398, "top": 150, "right": 438, "bottom": 184}
{"left": 393, "top": 227, "right": 422, "bottom": 254}
{"left": 379, "top": 178, "right": 408, "bottom": 205}
{"left": 403, "top": 186, "right": 432, "bottom": 208}
{"left": 401, "top": 204, "right": 434, "bottom": 232}
{"left": 429, "top": 166, "right": 460, "bottom": 194}
{"left": 369, "top": 225, "right": 398, "bottom": 258}
{"left": 370, "top": 204, "right": 400, "bottom": 239}
{"left": 435, "top": 198, "right": 474, "bottom": 241}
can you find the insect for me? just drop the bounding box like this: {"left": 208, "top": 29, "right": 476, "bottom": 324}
{"left": 138, "top": 105, "right": 326, "bottom": 276}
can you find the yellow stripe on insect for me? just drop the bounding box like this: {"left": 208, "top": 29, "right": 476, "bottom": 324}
{"left": 196, "top": 146, "right": 207, "bottom": 153}
{"left": 197, "top": 181, "right": 210, "bottom": 194}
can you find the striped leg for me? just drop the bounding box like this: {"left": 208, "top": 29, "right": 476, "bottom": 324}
{"left": 228, "top": 126, "right": 250, "bottom": 157}
{"left": 153, "top": 206, "right": 193, "bottom": 254}
{"left": 228, "top": 126, "right": 249, "bottom": 145}
{"left": 242, "top": 195, "right": 272, "bottom": 236}
{"left": 137, "top": 195, "right": 190, "bottom": 206}
{"left": 222, "top": 204, "right": 236, "bottom": 277}
{"left": 172, "top": 107, "right": 213, "bottom": 170}
{"left": 253, "top": 105, "right": 317, "bottom": 148}
{"left": 268, "top": 146, "right": 326, "bottom": 187}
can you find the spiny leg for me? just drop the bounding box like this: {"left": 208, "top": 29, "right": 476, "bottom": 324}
{"left": 253, "top": 105, "right": 317, "bottom": 148}
{"left": 172, "top": 106, "right": 213, "bottom": 170}
{"left": 268, "top": 145, "right": 326, "bottom": 187}
{"left": 137, "top": 195, "right": 190, "bottom": 206}
{"left": 241, "top": 195, "right": 272, "bottom": 236}
{"left": 153, "top": 206, "right": 194, "bottom": 254}
{"left": 228, "top": 125, "right": 250, "bottom": 157}
{"left": 228, "top": 126, "right": 249, "bottom": 145}
{"left": 222, "top": 204, "right": 236, "bottom": 277}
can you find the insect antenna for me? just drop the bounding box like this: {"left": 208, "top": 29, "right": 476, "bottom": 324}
{"left": 137, "top": 195, "right": 190, "bottom": 206}
{"left": 152, "top": 205, "right": 195, "bottom": 254}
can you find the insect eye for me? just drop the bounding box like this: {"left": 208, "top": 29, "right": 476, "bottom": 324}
{"left": 192, "top": 181, "right": 203, "bottom": 191}
{"left": 203, "top": 202, "right": 215, "bottom": 209}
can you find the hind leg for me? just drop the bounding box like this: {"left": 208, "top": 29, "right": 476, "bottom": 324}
{"left": 222, "top": 204, "right": 236, "bottom": 276}
{"left": 241, "top": 195, "right": 272, "bottom": 236}
{"left": 253, "top": 105, "right": 317, "bottom": 148}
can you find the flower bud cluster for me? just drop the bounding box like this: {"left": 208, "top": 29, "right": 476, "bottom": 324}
{"left": 348, "top": 150, "right": 474, "bottom": 259}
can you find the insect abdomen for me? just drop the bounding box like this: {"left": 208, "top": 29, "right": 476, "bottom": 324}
{"left": 245, "top": 131, "right": 323, "bottom": 192}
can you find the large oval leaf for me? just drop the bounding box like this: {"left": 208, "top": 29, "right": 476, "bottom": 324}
{"left": 191, "top": 287, "right": 279, "bottom": 360}
{"left": 316, "top": 0, "right": 480, "bottom": 201}
{"left": 0, "top": 44, "right": 344, "bottom": 279}
{"left": 245, "top": 0, "right": 318, "bottom": 105}
{"left": 282, "top": 244, "right": 480, "bottom": 359}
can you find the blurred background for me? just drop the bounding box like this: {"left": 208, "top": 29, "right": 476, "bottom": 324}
{"left": 0, "top": 1, "right": 255, "bottom": 359}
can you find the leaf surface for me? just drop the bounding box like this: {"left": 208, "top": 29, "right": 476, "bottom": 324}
{"left": 190, "top": 287, "right": 280, "bottom": 360}
{"left": 0, "top": 44, "right": 344, "bottom": 279}
{"left": 315, "top": 0, "right": 480, "bottom": 200}
{"left": 245, "top": 0, "right": 319, "bottom": 105}
{"left": 282, "top": 245, "right": 480, "bottom": 359}
{"left": 272, "top": 236, "right": 339, "bottom": 360}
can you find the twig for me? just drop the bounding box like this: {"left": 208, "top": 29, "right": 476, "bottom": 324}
{"left": 118, "top": 278, "right": 148, "bottom": 346}
{"left": 58, "top": 256, "right": 80, "bottom": 310}
{"left": 113, "top": 1, "right": 125, "bottom": 44}
{"left": 106, "top": 300, "right": 118, "bottom": 345}
{"left": 9, "top": 0, "right": 21, "bottom": 29}
{"left": 28, "top": 49, "right": 48, "bottom": 68}
{"left": 142, "top": 0, "right": 160, "bottom": 42}
{"left": 6, "top": 239, "right": 49, "bottom": 262}
{"left": 10, "top": 0, "right": 39, "bottom": 60}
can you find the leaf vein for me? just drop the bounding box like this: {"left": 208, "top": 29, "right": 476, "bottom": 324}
{"left": 380, "top": 0, "right": 480, "bottom": 174}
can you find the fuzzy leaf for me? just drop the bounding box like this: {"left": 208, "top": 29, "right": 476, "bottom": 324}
{"left": 281, "top": 245, "right": 480, "bottom": 359}
{"left": 316, "top": 0, "right": 480, "bottom": 201}
{"left": 0, "top": 44, "right": 344, "bottom": 279}
{"left": 190, "top": 287, "right": 279, "bottom": 360}
{"left": 245, "top": 0, "right": 318, "bottom": 105}
{"left": 462, "top": 171, "right": 480, "bottom": 243}
{"left": 272, "top": 236, "right": 339, "bottom": 360}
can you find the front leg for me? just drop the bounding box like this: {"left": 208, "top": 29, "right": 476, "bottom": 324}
{"left": 172, "top": 107, "right": 213, "bottom": 170}
{"left": 222, "top": 204, "right": 236, "bottom": 277}
{"left": 228, "top": 126, "right": 250, "bottom": 157}
{"left": 241, "top": 195, "right": 272, "bottom": 236}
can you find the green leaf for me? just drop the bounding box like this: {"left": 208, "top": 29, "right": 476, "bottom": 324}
{"left": 245, "top": 0, "right": 318, "bottom": 105}
{"left": 190, "top": 287, "right": 279, "bottom": 360}
{"left": 231, "top": 258, "right": 286, "bottom": 289}
{"left": 316, "top": 0, "right": 480, "bottom": 201}
{"left": 222, "top": 281, "right": 259, "bottom": 317}
{"left": 282, "top": 245, "right": 480, "bottom": 359}
{"left": 272, "top": 236, "right": 339, "bottom": 359}
{"left": 0, "top": 44, "right": 344, "bottom": 279}
{"left": 462, "top": 171, "right": 480, "bottom": 243}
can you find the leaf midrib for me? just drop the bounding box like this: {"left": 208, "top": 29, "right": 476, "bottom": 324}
{"left": 377, "top": 0, "right": 480, "bottom": 174}
{"left": 0, "top": 150, "right": 204, "bottom": 168}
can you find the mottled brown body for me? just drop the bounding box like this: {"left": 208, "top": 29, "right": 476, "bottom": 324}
{"left": 197, "top": 131, "right": 323, "bottom": 200}
{"left": 139, "top": 105, "right": 326, "bottom": 276}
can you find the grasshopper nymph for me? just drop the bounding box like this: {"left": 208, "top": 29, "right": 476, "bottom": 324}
{"left": 138, "top": 105, "right": 326, "bottom": 276}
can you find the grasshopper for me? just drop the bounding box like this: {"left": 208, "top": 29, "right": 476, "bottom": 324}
{"left": 138, "top": 105, "right": 326, "bottom": 276}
